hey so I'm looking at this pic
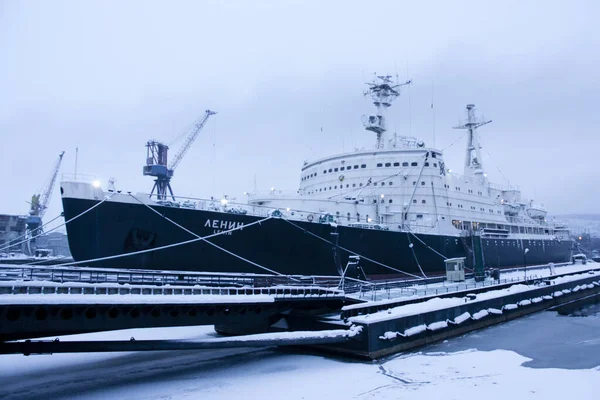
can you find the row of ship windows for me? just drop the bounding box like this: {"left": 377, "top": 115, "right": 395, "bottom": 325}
{"left": 375, "top": 161, "right": 438, "bottom": 168}
{"left": 444, "top": 239, "right": 559, "bottom": 246}
{"left": 443, "top": 184, "right": 483, "bottom": 195}
{"left": 452, "top": 220, "right": 551, "bottom": 235}
{"left": 302, "top": 164, "right": 367, "bottom": 181}
{"left": 305, "top": 182, "right": 434, "bottom": 196}
{"left": 484, "top": 240, "right": 558, "bottom": 246}
{"left": 329, "top": 212, "right": 430, "bottom": 223}
{"left": 306, "top": 180, "right": 431, "bottom": 194}
{"left": 446, "top": 202, "right": 502, "bottom": 214}
{"left": 371, "top": 198, "right": 427, "bottom": 204}
{"left": 309, "top": 181, "right": 395, "bottom": 193}
{"left": 302, "top": 159, "right": 442, "bottom": 181}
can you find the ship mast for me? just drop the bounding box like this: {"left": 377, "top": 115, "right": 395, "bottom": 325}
{"left": 453, "top": 104, "right": 491, "bottom": 183}
{"left": 363, "top": 75, "right": 411, "bottom": 149}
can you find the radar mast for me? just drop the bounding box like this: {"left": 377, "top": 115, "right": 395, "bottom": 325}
{"left": 362, "top": 75, "right": 411, "bottom": 149}
{"left": 453, "top": 104, "right": 491, "bottom": 182}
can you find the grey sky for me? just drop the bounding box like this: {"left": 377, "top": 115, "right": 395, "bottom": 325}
{"left": 1, "top": 0, "right": 599, "bottom": 224}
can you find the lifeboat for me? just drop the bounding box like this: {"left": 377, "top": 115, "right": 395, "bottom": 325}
{"left": 526, "top": 204, "right": 547, "bottom": 219}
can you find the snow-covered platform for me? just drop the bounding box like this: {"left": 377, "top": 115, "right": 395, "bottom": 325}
{"left": 1, "top": 262, "right": 600, "bottom": 359}
{"left": 328, "top": 263, "right": 600, "bottom": 358}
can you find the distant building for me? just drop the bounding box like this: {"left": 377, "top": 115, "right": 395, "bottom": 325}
{"left": 0, "top": 214, "right": 27, "bottom": 254}
{"left": 36, "top": 231, "right": 71, "bottom": 257}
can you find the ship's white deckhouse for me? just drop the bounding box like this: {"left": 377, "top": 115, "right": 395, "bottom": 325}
{"left": 249, "top": 76, "right": 567, "bottom": 241}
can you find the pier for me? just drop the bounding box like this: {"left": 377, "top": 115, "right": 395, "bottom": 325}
{"left": 1, "top": 261, "right": 599, "bottom": 359}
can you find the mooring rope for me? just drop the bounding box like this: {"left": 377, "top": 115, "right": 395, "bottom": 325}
{"left": 0, "top": 214, "right": 63, "bottom": 253}
{"left": 128, "top": 193, "right": 286, "bottom": 276}
{"left": 406, "top": 232, "right": 428, "bottom": 279}
{"left": 281, "top": 217, "right": 423, "bottom": 280}
{"left": 52, "top": 215, "right": 273, "bottom": 268}
{"left": 0, "top": 194, "right": 116, "bottom": 253}
{"left": 408, "top": 231, "right": 448, "bottom": 260}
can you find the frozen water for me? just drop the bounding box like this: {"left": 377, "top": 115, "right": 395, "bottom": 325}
{"left": 1, "top": 308, "right": 600, "bottom": 399}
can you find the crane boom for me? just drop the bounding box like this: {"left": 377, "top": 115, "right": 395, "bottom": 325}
{"left": 26, "top": 151, "right": 65, "bottom": 255}
{"left": 39, "top": 151, "right": 65, "bottom": 218}
{"left": 30, "top": 151, "right": 65, "bottom": 219}
{"left": 169, "top": 109, "right": 216, "bottom": 171}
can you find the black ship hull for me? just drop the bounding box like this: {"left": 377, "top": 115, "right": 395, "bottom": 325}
{"left": 61, "top": 197, "right": 574, "bottom": 278}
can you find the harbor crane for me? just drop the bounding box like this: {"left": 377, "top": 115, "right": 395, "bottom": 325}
{"left": 143, "top": 109, "right": 216, "bottom": 201}
{"left": 26, "top": 151, "right": 65, "bottom": 252}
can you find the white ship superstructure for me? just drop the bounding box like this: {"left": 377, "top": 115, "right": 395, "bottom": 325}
{"left": 249, "top": 76, "right": 569, "bottom": 242}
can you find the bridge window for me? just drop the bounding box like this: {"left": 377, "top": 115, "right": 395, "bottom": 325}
{"left": 323, "top": 170, "right": 327, "bottom": 174}
{"left": 422, "top": 200, "right": 427, "bottom": 204}
{"left": 334, "top": 168, "right": 339, "bottom": 172}
{"left": 385, "top": 162, "right": 391, "bottom": 167}
{"left": 402, "top": 162, "right": 409, "bottom": 166}
{"left": 433, "top": 163, "right": 437, "bottom": 167}
{"left": 421, "top": 181, "right": 426, "bottom": 185}
{"left": 413, "top": 199, "right": 417, "bottom": 203}
{"left": 374, "top": 182, "right": 377, "bottom": 186}
{"left": 352, "top": 183, "right": 356, "bottom": 187}
{"left": 377, "top": 163, "right": 383, "bottom": 167}
{"left": 411, "top": 162, "right": 418, "bottom": 166}
{"left": 424, "top": 162, "right": 430, "bottom": 167}
{"left": 340, "top": 167, "right": 345, "bottom": 171}
{"left": 389, "top": 199, "right": 393, "bottom": 203}
{"left": 361, "top": 164, "right": 366, "bottom": 168}
{"left": 388, "top": 182, "right": 393, "bottom": 185}
{"left": 393, "top": 162, "right": 400, "bottom": 167}
{"left": 354, "top": 165, "right": 359, "bottom": 169}
{"left": 328, "top": 169, "right": 332, "bottom": 173}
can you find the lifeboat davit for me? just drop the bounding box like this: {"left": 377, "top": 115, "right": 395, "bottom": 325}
{"left": 502, "top": 202, "right": 520, "bottom": 216}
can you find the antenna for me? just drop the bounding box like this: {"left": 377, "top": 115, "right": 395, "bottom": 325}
{"left": 406, "top": 61, "right": 412, "bottom": 136}
{"left": 74, "top": 146, "right": 78, "bottom": 180}
{"left": 431, "top": 81, "right": 436, "bottom": 148}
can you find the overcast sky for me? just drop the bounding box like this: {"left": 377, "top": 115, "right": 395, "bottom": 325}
{"left": 1, "top": 0, "right": 599, "bottom": 224}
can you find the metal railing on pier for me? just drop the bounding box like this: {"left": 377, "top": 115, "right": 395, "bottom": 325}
{"left": 0, "top": 264, "right": 343, "bottom": 290}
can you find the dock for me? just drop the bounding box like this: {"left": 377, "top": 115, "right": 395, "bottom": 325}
{"left": 1, "top": 261, "right": 599, "bottom": 359}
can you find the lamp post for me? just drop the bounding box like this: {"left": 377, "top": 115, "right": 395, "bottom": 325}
{"left": 524, "top": 248, "right": 530, "bottom": 281}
